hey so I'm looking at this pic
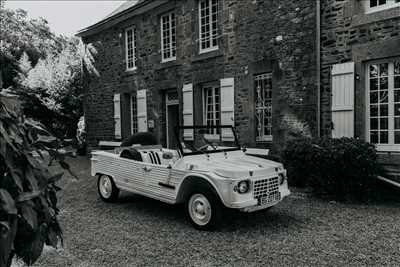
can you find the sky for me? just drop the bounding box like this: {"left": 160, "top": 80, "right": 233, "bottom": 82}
{"left": 4, "top": 0, "right": 126, "bottom": 36}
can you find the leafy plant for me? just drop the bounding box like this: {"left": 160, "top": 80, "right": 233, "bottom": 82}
{"left": 282, "top": 137, "right": 382, "bottom": 201}
{"left": 0, "top": 90, "right": 75, "bottom": 267}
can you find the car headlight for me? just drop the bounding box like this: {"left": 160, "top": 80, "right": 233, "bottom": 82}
{"left": 237, "top": 180, "right": 250, "bottom": 194}
{"left": 278, "top": 173, "right": 285, "bottom": 185}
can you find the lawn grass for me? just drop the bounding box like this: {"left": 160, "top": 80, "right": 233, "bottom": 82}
{"left": 20, "top": 156, "right": 400, "bottom": 266}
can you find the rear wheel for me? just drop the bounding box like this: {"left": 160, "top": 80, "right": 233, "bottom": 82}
{"left": 186, "top": 190, "right": 222, "bottom": 230}
{"left": 97, "top": 175, "right": 119, "bottom": 202}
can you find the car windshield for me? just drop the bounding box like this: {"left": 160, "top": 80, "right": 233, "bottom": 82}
{"left": 175, "top": 126, "right": 241, "bottom": 156}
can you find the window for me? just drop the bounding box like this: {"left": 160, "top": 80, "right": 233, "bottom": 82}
{"left": 160, "top": 12, "right": 176, "bottom": 62}
{"left": 203, "top": 86, "right": 220, "bottom": 135}
{"left": 255, "top": 73, "right": 273, "bottom": 141}
{"left": 365, "top": 0, "right": 400, "bottom": 13}
{"left": 131, "top": 94, "right": 138, "bottom": 134}
{"left": 198, "top": 0, "right": 218, "bottom": 53}
{"left": 125, "top": 27, "right": 137, "bottom": 70}
{"left": 367, "top": 60, "right": 400, "bottom": 150}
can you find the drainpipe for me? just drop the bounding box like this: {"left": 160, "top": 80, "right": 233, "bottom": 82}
{"left": 316, "top": 0, "right": 321, "bottom": 137}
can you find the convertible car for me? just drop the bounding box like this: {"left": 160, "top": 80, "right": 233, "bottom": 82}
{"left": 91, "top": 125, "right": 290, "bottom": 230}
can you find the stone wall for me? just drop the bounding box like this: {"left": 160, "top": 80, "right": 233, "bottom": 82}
{"left": 82, "top": 0, "right": 317, "bottom": 153}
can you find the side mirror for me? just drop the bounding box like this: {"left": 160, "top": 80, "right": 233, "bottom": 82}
{"left": 162, "top": 152, "right": 173, "bottom": 159}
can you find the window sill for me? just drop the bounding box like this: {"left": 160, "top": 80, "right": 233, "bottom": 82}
{"left": 199, "top": 46, "right": 219, "bottom": 55}
{"left": 125, "top": 68, "right": 137, "bottom": 73}
{"left": 352, "top": 6, "right": 400, "bottom": 27}
{"left": 161, "top": 57, "right": 176, "bottom": 64}
{"left": 375, "top": 144, "right": 400, "bottom": 153}
{"left": 192, "top": 49, "right": 223, "bottom": 63}
{"left": 256, "top": 136, "right": 273, "bottom": 142}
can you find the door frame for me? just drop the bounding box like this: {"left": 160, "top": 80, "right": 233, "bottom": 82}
{"left": 165, "top": 91, "right": 179, "bottom": 148}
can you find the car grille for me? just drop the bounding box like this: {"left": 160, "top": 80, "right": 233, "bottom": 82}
{"left": 253, "top": 177, "right": 281, "bottom": 204}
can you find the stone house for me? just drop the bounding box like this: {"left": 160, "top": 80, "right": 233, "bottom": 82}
{"left": 77, "top": 0, "right": 399, "bottom": 170}
{"left": 77, "top": 0, "right": 317, "bottom": 152}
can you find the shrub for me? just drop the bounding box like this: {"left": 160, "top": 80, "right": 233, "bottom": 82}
{"left": 282, "top": 137, "right": 381, "bottom": 200}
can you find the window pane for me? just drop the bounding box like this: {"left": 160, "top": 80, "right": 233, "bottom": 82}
{"left": 395, "top": 76, "right": 400, "bottom": 89}
{"left": 370, "top": 78, "right": 378, "bottom": 91}
{"left": 370, "top": 64, "right": 378, "bottom": 77}
{"left": 380, "top": 131, "right": 388, "bottom": 144}
{"left": 370, "top": 118, "right": 378, "bottom": 130}
{"left": 394, "top": 61, "right": 400, "bottom": 75}
{"left": 378, "top": 0, "right": 386, "bottom": 5}
{"left": 370, "top": 91, "right": 378, "bottom": 103}
{"left": 379, "top": 91, "right": 388, "bottom": 103}
{"left": 380, "top": 104, "right": 388, "bottom": 116}
{"left": 395, "top": 131, "right": 400, "bottom": 144}
{"left": 395, "top": 118, "right": 400, "bottom": 130}
{"left": 380, "top": 118, "right": 388, "bottom": 129}
{"left": 379, "top": 63, "right": 388, "bottom": 76}
{"left": 380, "top": 77, "right": 388, "bottom": 90}
{"left": 370, "top": 105, "right": 378, "bottom": 116}
{"left": 395, "top": 104, "right": 400, "bottom": 116}
{"left": 395, "top": 90, "right": 400, "bottom": 103}
{"left": 370, "top": 131, "right": 379, "bottom": 143}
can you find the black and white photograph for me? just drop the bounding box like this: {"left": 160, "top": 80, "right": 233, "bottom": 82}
{"left": 1, "top": 0, "right": 400, "bottom": 266}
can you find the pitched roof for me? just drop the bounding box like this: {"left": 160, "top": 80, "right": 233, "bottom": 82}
{"left": 77, "top": 0, "right": 149, "bottom": 37}
{"left": 103, "top": 0, "right": 143, "bottom": 20}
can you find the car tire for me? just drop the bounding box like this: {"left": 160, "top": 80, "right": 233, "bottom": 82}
{"left": 97, "top": 175, "right": 119, "bottom": 202}
{"left": 186, "top": 189, "right": 223, "bottom": 230}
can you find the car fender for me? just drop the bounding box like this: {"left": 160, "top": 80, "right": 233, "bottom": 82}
{"left": 175, "top": 173, "right": 229, "bottom": 207}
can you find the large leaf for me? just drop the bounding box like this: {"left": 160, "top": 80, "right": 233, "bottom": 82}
{"left": 17, "top": 191, "right": 41, "bottom": 202}
{"left": 19, "top": 201, "right": 38, "bottom": 232}
{"left": 0, "top": 189, "right": 17, "bottom": 215}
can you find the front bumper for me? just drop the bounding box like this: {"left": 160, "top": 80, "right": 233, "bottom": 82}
{"left": 226, "top": 187, "right": 291, "bottom": 212}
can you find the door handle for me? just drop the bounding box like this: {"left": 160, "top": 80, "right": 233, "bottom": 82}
{"left": 143, "top": 166, "right": 152, "bottom": 172}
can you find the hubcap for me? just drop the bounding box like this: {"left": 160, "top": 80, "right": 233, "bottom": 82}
{"left": 99, "top": 176, "right": 112, "bottom": 198}
{"left": 188, "top": 194, "right": 212, "bottom": 226}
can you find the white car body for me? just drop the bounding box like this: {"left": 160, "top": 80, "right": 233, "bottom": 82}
{"left": 91, "top": 146, "right": 290, "bottom": 212}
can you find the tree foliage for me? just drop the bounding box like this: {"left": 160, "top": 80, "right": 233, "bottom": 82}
{"left": 0, "top": 5, "right": 98, "bottom": 138}
{"left": 0, "top": 90, "right": 76, "bottom": 267}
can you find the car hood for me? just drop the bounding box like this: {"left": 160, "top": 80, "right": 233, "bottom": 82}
{"left": 175, "top": 151, "right": 283, "bottom": 179}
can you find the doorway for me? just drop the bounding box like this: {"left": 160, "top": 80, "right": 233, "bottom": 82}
{"left": 166, "top": 91, "right": 179, "bottom": 149}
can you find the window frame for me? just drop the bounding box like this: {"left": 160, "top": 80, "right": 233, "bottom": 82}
{"left": 254, "top": 73, "right": 273, "bottom": 142}
{"left": 366, "top": 59, "right": 400, "bottom": 152}
{"left": 364, "top": 0, "right": 400, "bottom": 14}
{"left": 160, "top": 11, "right": 177, "bottom": 63}
{"left": 202, "top": 85, "right": 221, "bottom": 138}
{"left": 198, "top": 0, "right": 219, "bottom": 54}
{"left": 125, "top": 26, "right": 137, "bottom": 71}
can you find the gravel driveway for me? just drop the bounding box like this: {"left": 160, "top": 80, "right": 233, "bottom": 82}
{"left": 28, "top": 156, "right": 400, "bottom": 266}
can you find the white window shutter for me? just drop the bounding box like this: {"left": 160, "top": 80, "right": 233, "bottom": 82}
{"left": 113, "top": 94, "right": 122, "bottom": 139}
{"left": 331, "top": 62, "right": 355, "bottom": 138}
{"left": 182, "top": 83, "right": 194, "bottom": 140}
{"left": 220, "top": 78, "right": 235, "bottom": 141}
{"left": 137, "top": 89, "right": 148, "bottom": 132}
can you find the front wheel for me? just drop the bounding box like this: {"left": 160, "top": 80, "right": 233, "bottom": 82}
{"left": 186, "top": 191, "right": 222, "bottom": 230}
{"left": 97, "top": 175, "right": 119, "bottom": 202}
